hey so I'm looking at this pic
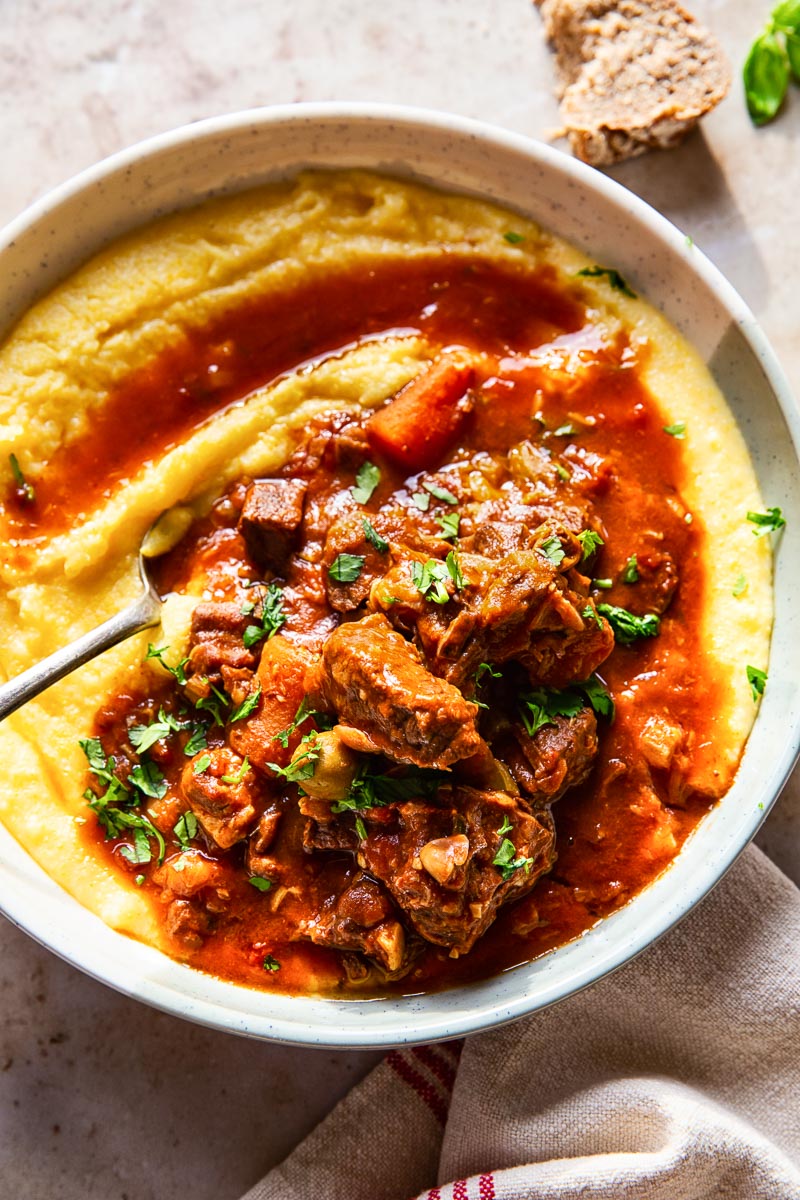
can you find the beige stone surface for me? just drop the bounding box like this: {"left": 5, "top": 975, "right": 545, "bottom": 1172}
{"left": 0, "top": 2, "right": 797, "bottom": 1197}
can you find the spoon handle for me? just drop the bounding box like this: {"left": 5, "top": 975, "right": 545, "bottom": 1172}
{"left": 0, "top": 590, "right": 161, "bottom": 722}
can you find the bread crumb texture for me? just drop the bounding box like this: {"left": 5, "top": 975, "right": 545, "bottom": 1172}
{"left": 535, "top": 0, "right": 731, "bottom": 165}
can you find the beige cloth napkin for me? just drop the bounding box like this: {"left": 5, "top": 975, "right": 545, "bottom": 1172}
{"left": 242, "top": 844, "right": 800, "bottom": 1200}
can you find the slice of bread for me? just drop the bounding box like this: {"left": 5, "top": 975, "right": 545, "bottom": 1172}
{"left": 535, "top": 0, "right": 731, "bottom": 165}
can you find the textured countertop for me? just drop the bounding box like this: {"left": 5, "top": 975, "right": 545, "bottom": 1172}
{"left": 1, "top": 2, "right": 798, "bottom": 1197}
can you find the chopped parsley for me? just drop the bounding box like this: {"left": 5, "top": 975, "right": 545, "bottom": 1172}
{"left": 539, "top": 535, "right": 565, "bottom": 567}
{"left": 328, "top": 553, "right": 365, "bottom": 583}
{"left": 128, "top": 707, "right": 183, "bottom": 754}
{"left": 194, "top": 682, "right": 231, "bottom": 726}
{"left": 578, "top": 529, "right": 604, "bottom": 560}
{"left": 221, "top": 756, "right": 250, "bottom": 785}
{"left": 593, "top": 578, "right": 613, "bottom": 589}
{"left": 184, "top": 724, "right": 208, "bottom": 755}
{"left": 576, "top": 265, "right": 637, "bottom": 298}
{"left": 732, "top": 574, "right": 748, "bottom": 598}
{"left": 193, "top": 753, "right": 212, "bottom": 775}
{"left": 273, "top": 697, "right": 332, "bottom": 748}
{"left": 597, "top": 603, "right": 660, "bottom": 644}
{"left": 492, "top": 837, "right": 535, "bottom": 881}
{"left": 581, "top": 674, "right": 615, "bottom": 722}
{"left": 128, "top": 759, "right": 167, "bottom": 800}
{"left": 248, "top": 875, "right": 273, "bottom": 892}
{"left": 230, "top": 685, "right": 262, "bottom": 724}
{"left": 497, "top": 813, "right": 514, "bottom": 837}
{"left": 411, "top": 491, "right": 431, "bottom": 511}
{"left": 475, "top": 662, "right": 502, "bottom": 685}
{"left": 503, "top": 231, "right": 525, "bottom": 244}
{"left": 173, "top": 811, "right": 198, "bottom": 850}
{"left": 412, "top": 556, "right": 455, "bottom": 604}
{"left": 553, "top": 423, "right": 576, "bottom": 437}
{"left": 80, "top": 739, "right": 165, "bottom": 865}
{"left": 262, "top": 955, "right": 281, "bottom": 972}
{"left": 354, "top": 815, "right": 367, "bottom": 841}
{"left": 555, "top": 463, "right": 571, "bottom": 482}
{"left": 663, "top": 422, "right": 687, "bottom": 439}
{"left": 582, "top": 604, "right": 604, "bottom": 630}
{"left": 332, "top": 763, "right": 445, "bottom": 814}
{"left": 437, "top": 511, "right": 461, "bottom": 540}
{"left": 423, "top": 481, "right": 458, "bottom": 505}
{"left": 746, "top": 506, "right": 785, "bottom": 536}
{"left": 518, "top": 687, "right": 584, "bottom": 737}
{"left": 622, "top": 554, "right": 639, "bottom": 584}
{"left": 747, "top": 665, "right": 767, "bottom": 702}
{"left": 362, "top": 518, "right": 389, "bottom": 554}
{"left": 145, "top": 644, "right": 189, "bottom": 686}
{"left": 352, "top": 461, "right": 381, "bottom": 505}
{"left": 243, "top": 582, "right": 286, "bottom": 647}
{"left": 9, "top": 453, "right": 35, "bottom": 503}
{"left": 267, "top": 734, "right": 320, "bottom": 782}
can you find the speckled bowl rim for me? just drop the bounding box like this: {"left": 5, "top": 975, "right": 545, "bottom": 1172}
{"left": 1, "top": 103, "right": 798, "bottom": 1049}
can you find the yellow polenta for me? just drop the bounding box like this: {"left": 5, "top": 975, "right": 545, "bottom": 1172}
{"left": 0, "top": 171, "right": 771, "bottom": 948}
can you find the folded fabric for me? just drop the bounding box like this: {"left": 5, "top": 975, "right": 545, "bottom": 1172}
{"left": 241, "top": 844, "right": 800, "bottom": 1200}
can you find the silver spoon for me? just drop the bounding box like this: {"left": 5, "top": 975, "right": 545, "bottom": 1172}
{"left": 0, "top": 507, "right": 193, "bottom": 722}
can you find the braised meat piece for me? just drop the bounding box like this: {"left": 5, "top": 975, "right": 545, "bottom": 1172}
{"left": 187, "top": 602, "right": 257, "bottom": 679}
{"left": 238, "top": 478, "right": 308, "bottom": 571}
{"left": 308, "top": 788, "right": 556, "bottom": 955}
{"left": 306, "top": 612, "right": 482, "bottom": 768}
{"left": 624, "top": 548, "right": 679, "bottom": 615}
{"left": 282, "top": 411, "right": 371, "bottom": 478}
{"left": 181, "top": 747, "right": 263, "bottom": 849}
{"left": 323, "top": 510, "right": 450, "bottom": 613}
{"left": 297, "top": 871, "right": 408, "bottom": 973}
{"left": 501, "top": 708, "right": 598, "bottom": 804}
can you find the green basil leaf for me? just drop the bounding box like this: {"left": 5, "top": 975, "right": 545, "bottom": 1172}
{"left": 743, "top": 31, "right": 790, "bottom": 125}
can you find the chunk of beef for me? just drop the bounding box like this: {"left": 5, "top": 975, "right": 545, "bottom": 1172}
{"left": 624, "top": 549, "right": 679, "bottom": 615}
{"left": 306, "top": 612, "right": 482, "bottom": 768}
{"left": 501, "top": 708, "right": 598, "bottom": 804}
{"left": 163, "top": 898, "right": 210, "bottom": 949}
{"left": 228, "top": 635, "right": 311, "bottom": 773}
{"left": 238, "top": 478, "right": 308, "bottom": 572}
{"left": 323, "top": 509, "right": 450, "bottom": 613}
{"left": 181, "top": 747, "right": 263, "bottom": 849}
{"left": 335, "top": 788, "right": 556, "bottom": 955}
{"left": 187, "top": 602, "right": 257, "bottom": 681}
{"left": 297, "top": 871, "right": 408, "bottom": 973}
{"left": 282, "top": 411, "right": 371, "bottom": 478}
{"left": 245, "top": 800, "right": 285, "bottom": 881}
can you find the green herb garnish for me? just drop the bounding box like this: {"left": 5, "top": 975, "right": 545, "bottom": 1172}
{"left": 267, "top": 734, "right": 320, "bottom": 783}
{"left": 411, "top": 491, "right": 431, "bottom": 511}
{"left": 249, "top": 875, "right": 273, "bottom": 892}
{"left": 539, "top": 535, "right": 565, "bottom": 567}
{"left": 9, "top": 453, "right": 35, "bottom": 503}
{"left": 128, "top": 759, "right": 167, "bottom": 800}
{"left": 622, "top": 555, "right": 639, "bottom": 584}
{"left": 423, "top": 481, "right": 458, "bottom": 505}
{"left": 332, "top": 763, "right": 445, "bottom": 814}
{"left": 184, "top": 724, "right": 208, "bottom": 756}
{"left": 747, "top": 664, "right": 767, "bottom": 701}
{"left": 173, "top": 811, "right": 198, "bottom": 850}
{"left": 362, "top": 518, "right": 389, "bottom": 554}
{"left": 743, "top": 2, "right": 800, "bottom": 126}
{"left": 732, "top": 574, "right": 748, "bottom": 597}
{"left": 352, "top": 461, "right": 381, "bottom": 505}
{"left": 128, "top": 707, "right": 183, "bottom": 754}
{"left": 243, "top": 582, "right": 286, "bottom": 647}
{"left": 230, "top": 685, "right": 262, "bottom": 724}
{"left": 578, "top": 529, "right": 604, "bottom": 560}
{"left": 193, "top": 753, "right": 212, "bottom": 775}
{"left": 145, "top": 644, "right": 189, "bottom": 686}
{"left": 328, "top": 553, "right": 365, "bottom": 583}
{"left": 503, "top": 231, "right": 525, "bottom": 244}
{"left": 221, "top": 755, "right": 250, "bottom": 785}
{"left": 597, "top": 603, "right": 660, "bottom": 644}
{"left": 262, "top": 955, "right": 281, "bottom": 972}
{"left": 576, "top": 266, "right": 637, "bottom": 298}
{"left": 663, "top": 422, "right": 687, "bottom": 439}
{"left": 437, "top": 512, "right": 461, "bottom": 540}
{"left": 553, "top": 423, "right": 576, "bottom": 437}
{"left": 518, "top": 687, "right": 584, "bottom": 737}
{"left": 492, "top": 837, "right": 534, "bottom": 881}
{"left": 747, "top": 506, "right": 785, "bottom": 536}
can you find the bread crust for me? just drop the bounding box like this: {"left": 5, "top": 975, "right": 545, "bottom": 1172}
{"left": 535, "top": 0, "right": 731, "bottom": 165}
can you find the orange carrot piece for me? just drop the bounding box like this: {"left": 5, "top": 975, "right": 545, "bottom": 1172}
{"left": 366, "top": 356, "right": 475, "bottom": 471}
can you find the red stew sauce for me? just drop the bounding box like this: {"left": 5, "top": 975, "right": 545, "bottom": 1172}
{"left": 4, "top": 256, "right": 728, "bottom": 996}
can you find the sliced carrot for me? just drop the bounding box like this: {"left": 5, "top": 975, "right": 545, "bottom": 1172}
{"left": 366, "top": 355, "right": 475, "bottom": 471}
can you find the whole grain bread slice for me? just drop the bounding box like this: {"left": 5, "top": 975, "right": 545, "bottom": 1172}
{"left": 535, "top": 0, "right": 731, "bottom": 165}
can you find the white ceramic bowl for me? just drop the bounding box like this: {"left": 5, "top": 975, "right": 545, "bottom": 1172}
{"left": 1, "top": 104, "right": 799, "bottom": 1048}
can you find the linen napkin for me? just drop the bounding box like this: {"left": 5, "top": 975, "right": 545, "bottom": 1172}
{"left": 241, "top": 843, "right": 800, "bottom": 1200}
